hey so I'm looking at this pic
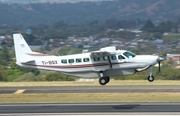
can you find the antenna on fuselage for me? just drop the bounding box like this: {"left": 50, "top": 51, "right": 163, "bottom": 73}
{"left": 82, "top": 49, "right": 89, "bottom": 53}
{"left": 115, "top": 46, "right": 121, "bottom": 50}
{"left": 56, "top": 51, "right": 60, "bottom": 56}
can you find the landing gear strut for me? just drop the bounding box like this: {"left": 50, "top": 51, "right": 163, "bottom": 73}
{"left": 99, "top": 77, "right": 110, "bottom": 85}
{"left": 147, "top": 66, "right": 154, "bottom": 82}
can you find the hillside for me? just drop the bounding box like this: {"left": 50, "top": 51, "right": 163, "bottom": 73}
{"left": 0, "top": 0, "right": 180, "bottom": 25}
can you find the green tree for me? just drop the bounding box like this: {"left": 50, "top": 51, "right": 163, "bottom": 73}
{"left": 5, "top": 61, "right": 40, "bottom": 81}
{"left": 53, "top": 21, "right": 67, "bottom": 29}
{"left": 89, "top": 20, "right": 99, "bottom": 26}
{"left": 22, "top": 33, "right": 37, "bottom": 44}
{"left": 104, "top": 18, "right": 119, "bottom": 29}
{"left": 32, "top": 39, "right": 42, "bottom": 45}
{"left": 0, "top": 70, "right": 6, "bottom": 81}
{"left": 156, "top": 21, "right": 178, "bottom": 33}
{"left": 45, "top": 72, "right": 75, "bottom": 81}
{"left": 51, "top": 46, "right": 82, "bottom": 56}
{"left": 0, "top": 45, "right": 11, "bottom": 66}
{"left": 44, "top": 29, "right": 67, "bottom": 40}
{"left": 153, "top": 32, "right": 163, "bottom": 39}
{"left": 141, "top": 19, "right": 155, "bottom": 32}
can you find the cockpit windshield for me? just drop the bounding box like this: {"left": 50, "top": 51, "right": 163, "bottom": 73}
{"left": 123, "top": 51, "right": 136, "bottom": 59}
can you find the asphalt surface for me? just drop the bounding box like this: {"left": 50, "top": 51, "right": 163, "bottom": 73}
{"left": 0, "top": 86, "right": 180, "bottom": 115}
{"left": 1, "top": 85, "right": 180, "bottom": 94}
{"left": 0, "top": 102, "right": 180, "bottom": 115}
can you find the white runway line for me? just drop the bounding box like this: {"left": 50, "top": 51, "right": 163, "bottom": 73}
{"left": 0, "top": 113, "right": 180, "bottom": 116}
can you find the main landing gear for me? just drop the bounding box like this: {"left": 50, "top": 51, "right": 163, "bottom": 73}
{"left": 99, "top": 77, "right": 110, "bottom": 85}
{"left": 98, "top": 71, "right": 110, "bottom": 85}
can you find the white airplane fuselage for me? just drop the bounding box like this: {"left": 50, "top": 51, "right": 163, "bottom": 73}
{"left": 13, "top": 33, "right": 164, "bottom": 85}
{"left": 16, "top": 51, "right": 159, "bottom": 78}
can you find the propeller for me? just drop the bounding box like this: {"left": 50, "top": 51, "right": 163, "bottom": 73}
{"left": 157, "top": 57, "right": 164, "bottom": 74}
{"left": 158, "top": 61, "right": 161, "bottom": 73}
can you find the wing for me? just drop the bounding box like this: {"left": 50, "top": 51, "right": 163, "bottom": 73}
{"left": 90, "top": 46, "right": 119, "bottom": 57}
{"left": 90, "top": 51, "right": 116, "bottom": 57}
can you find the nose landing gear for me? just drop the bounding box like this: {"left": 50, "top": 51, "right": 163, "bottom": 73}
{"left": 148, "top": 75, "right": 154, "bottom": 82}
{"left": 147, "top": 66, "right": 154, "bottom": 82}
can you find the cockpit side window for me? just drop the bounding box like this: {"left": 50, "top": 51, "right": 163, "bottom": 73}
{"left": 123, "top": 51, "right": 136, "bottom": 59}
{"left": 118, "top": 55, "right": 125, "bottom": 60}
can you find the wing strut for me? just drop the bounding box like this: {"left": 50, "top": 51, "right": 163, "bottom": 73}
{"left": 107, "top": 56, "right": 112, "bottom": 69}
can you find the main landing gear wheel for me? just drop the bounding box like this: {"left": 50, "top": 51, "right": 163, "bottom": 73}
{"left": 148, "top": 75, "right": 154, "bottom": 82}
{"left": 99, "top": 77, "right": 110, "bottom": 85}
{"left": 105, "top": 77, "right": 110, "bottom": 83}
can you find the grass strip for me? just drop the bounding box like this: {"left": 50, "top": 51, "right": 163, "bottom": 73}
{"left": 0, "top": 93, "right": 180, "bottom": 103}
{"left": 0, "top": 80, "right": 180, "bottom": 86}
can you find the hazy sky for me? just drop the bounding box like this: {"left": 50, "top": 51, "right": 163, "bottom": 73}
{"left": 1, "top": 0, "right": 115, "bottom": 3}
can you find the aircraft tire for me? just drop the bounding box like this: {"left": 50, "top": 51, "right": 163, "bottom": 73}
{"left": 148, "top": 75, "right": 154, "bottom": 82}
{"left": 105, "top": 76, "right": 110, "bottom": 83}
{"left": 99, "top": 77, "right": 107, "bottom": 85}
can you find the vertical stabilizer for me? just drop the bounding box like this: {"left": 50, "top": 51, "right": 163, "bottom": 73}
{"left": 13, "top": 34, "right": 32, "bottom": 63}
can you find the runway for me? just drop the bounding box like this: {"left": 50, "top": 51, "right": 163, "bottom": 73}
{"left": 0, "top": 86, "right": 180, "bottom": 115}
{"left": 1, "top": 85, "right": 180, "bottom": 94}
{"left": 0, "top": 102, "right": 180, "bottom": 115}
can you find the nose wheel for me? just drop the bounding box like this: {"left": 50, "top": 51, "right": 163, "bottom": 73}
{"left": 99, "top": 77, "right": 110, "bottom": 85}
{"left": 147, "top": 66, "right": 155, "bottom": 82}
{"left": 148, "top": 75, "right": 154, "bottom": 82}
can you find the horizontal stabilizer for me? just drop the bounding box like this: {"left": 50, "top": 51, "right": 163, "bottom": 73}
{"left": 20, "top": 60, "right": 35, "bottom": 64}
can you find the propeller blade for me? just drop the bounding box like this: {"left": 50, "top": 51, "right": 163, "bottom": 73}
{"left": 158, "top": 61, "right": 161, "bottom": 74}
{"left": 157, "top": 56, "right": 164, "bottom": 74}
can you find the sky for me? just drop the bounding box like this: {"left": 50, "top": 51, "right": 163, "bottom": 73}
{"left": 0, "top": 0, "right": 115, "bottom": 3}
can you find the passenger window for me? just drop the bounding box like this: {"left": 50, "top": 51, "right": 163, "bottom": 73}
{"left": 111, "top": 55, "right": 116, "bottom": 60}
{"left": 103, "top": 56, "right": 108, "bottom": 61}
{"left": 61, "top": 59, "right": 67, "bottom": 64}
{"left": 94, "top": 57, "right": 100, "bottom": 61}
{"left": 118, "top": 55, "right": 125, "bottom": 60}
{"left": 68, "top": 59, "right": 74, "bottom": 63}
{"left": 83, "top": 58, "right": 90, "bottom": 62}
{"left": 76, "top": 58, "right": 82, "bottom": 63}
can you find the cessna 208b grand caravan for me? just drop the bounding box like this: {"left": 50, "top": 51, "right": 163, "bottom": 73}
{"left": 13, "top": 34, "right": 164, "bottom": 85}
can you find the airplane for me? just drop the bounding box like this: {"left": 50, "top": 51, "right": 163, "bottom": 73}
{"left": 13, "top": 33, "right": 164, "bottom": 85}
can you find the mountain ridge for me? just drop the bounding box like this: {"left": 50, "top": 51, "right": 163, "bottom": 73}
{"left": 0, "top": 0, "right": 179, "bottom": 25}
